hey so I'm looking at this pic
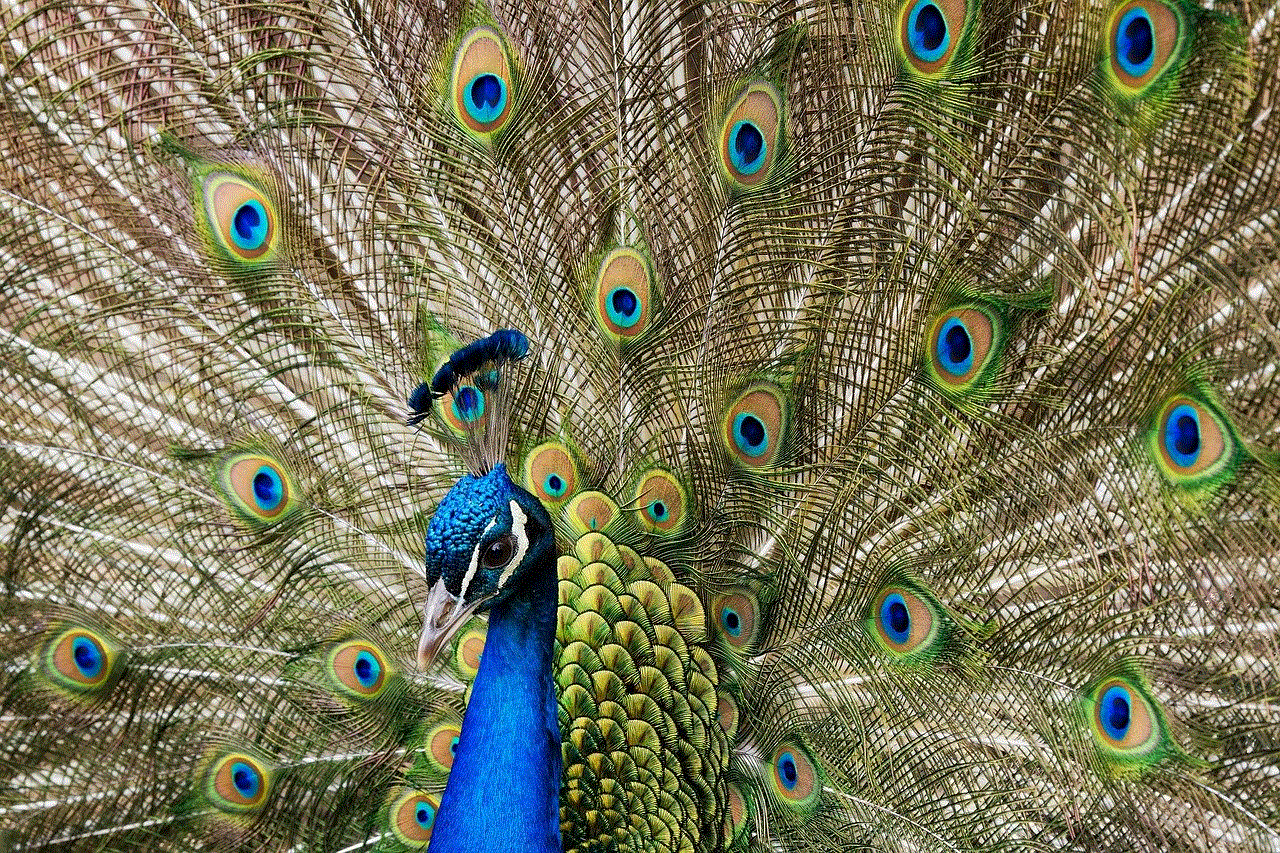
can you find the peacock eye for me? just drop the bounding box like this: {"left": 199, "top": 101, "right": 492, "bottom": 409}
{"left": 481, "top": 535, "right": 516, "bottom": 568}
{"left": 450, "top": 27, "right": 515, "bottom": 141}
{"left": 1105, "top": 0, "right": 1186, "bottom": 97}
{"left": 898, "top": 0, "right": 971, "bottom": 77}
{"left": 926, "top": 305, "right": 1001, "bottom": 395}
{"left": 593, "top": 247, "right": 656, "bottom": 342}
{"left": 717, "top": 81, "right": 783, "bottom": 190}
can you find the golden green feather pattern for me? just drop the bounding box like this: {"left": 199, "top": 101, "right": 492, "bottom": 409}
{"left": 555, "top": 533, "right": 732, "bottom": 853}
{"left": 2, "top": 0, "right": 1279, "bottom": 850}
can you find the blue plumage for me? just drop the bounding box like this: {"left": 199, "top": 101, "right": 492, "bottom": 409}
{"left": 420, "top": 463, "right": 562, "bottom": 853}
{"left": 430, "top": 329, "right": 530, "bottom": 397}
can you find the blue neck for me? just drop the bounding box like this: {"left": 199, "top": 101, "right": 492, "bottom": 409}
{"left": 432, "top": 556, "right": 562, "bottom": 853}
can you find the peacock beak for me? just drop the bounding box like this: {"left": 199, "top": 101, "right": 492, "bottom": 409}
{"left": 417, "top": 579, "right": 486, "bottom": 671}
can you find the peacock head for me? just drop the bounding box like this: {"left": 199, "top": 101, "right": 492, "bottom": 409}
{"left": 417, "top": 463, "right": 554, "bottom": 669}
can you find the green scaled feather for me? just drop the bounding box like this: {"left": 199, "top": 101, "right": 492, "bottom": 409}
{"left": 555, "top": 532, "right": 733, "bottom": 853}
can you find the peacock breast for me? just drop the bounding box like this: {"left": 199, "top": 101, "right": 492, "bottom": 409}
{"left": 554, "top": 530, "right": 733, "bottom": 853}
{"left": 449, "top": 526, "right": 738, "bottom": 853}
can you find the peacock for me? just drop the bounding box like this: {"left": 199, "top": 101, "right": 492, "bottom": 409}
{"left": 2, "top": 0, "right": 1279, "bottom": 849}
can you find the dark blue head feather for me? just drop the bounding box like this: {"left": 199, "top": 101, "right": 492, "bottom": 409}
{"left": 418, "top": 463, "right": 555, "bottom": 670}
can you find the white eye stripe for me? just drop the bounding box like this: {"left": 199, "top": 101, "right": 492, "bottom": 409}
{"left": 460, "top": 516, "right": 500, "bottom": 599}
{"left": 498, "top": 501, "right": 530, "bottom": 590}
{"left": 459, "top": 504, "right": 530, "bottom": 599}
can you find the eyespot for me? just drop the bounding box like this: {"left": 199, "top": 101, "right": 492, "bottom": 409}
{"left": 1105, "top": 0, "right": 1185, "bottom": 96}
{"left": 1116, "top": 7, "right": 1155, "bottom": 76}
{"left": 566, "top": 491, "right": 620, "bottom": 535}
{"left": 718, "top": 82, "right": 783, "bottom": 190}
{"left": 632, "top": 469, "right": 688, "bottom": 535}
{"left": 439, "top": 384, "right": 488, "bottom": 435}
{"left": 724, "top": 782, "right": 751, "bottom": 844}
{"left": 217, "top": 452, "right": 298, "bottom": 525}
{"left": 925, "top": 306, "right": 1001, "bottom": 394}
{"left": 426, "top": 721, "right": 463, "bottom": 773}
{"left": 451, "top": 27, "right": 516, "bottom": 139}
{"left": 201, "top": 172, "right": 278, "bottom": 264}
{"left": 722, "top": 384, "right": 788, "bottom": 467}
{"left": 1086, "top": 675, "right": 1168, "bottom": 767}
{"left": 717, "top": 692, "right": 740, "bottom": 739}
{"left": 768, "top": 741, "right": 821, "bottom": 813}
{"left": 480, "top": 534, "right": 517, "bottom": 569}
{"left": 453, "top": 622, "right": 487, "bottom": 681}
{"left": 712, "top": 589, "right": 762, "bottom": 651}
{"left": 898, "top": 0, "right": 970, "bottom": 76}
{"left": 389, "top": 788, "right": 440, "bottom": 847}
{"left": 593, "top": 248, "right": 656, "bottom": 341}
{"left": 207, "top": 752, "right": 273, "bottom": 813}
{"left": 869, "top": 585, "right": 943, "bottom": 659}
{"left": 524, "top": 442, "right": 579, "bottom": 506}
{"left": 1150, "top": 394, "right": 1236, "bottom": 486}
{"left": 327, "top": 641, "right": 390, "bottom": 699}
{"left": 42, "top": 626, "right": 122, "bottom": 694}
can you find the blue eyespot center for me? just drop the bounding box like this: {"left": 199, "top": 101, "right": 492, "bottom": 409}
{"left": 72, "top": 636, "right": 103, "bottom": 678}
{"left": 880, "top": 593, "right": 912, "bottom": 645}
{"left": 354, "top": 650, "right": 380, "bottom": 688}
{"left": 544, "top": 473, "right": 566, "bottom": 498}
{"left": 471, "top": 75, "right": 501, "bottom": 109}
{"left": 944, "top": 325, "right": 971, "bottom": 364}
{"left": 231, "top": 200, "right": 268, "bottom": 250}
{"left": 937, "top": 318, "right": 974, "bottom": 376}
{"left": 908, "top": 0, "right": 950, "bottom": 63}
{"left": 607, "top": 287, "right": 641, "bottom": 327}
{"left": 1116, "top": 8, "right": 1156, "bottom": 77}
{"left": 1100, "top": 685, "right": 1132, "bottom": 741}
{"left": 777, "top": 751, "right": 799, "bottom": 789}
{"left": 729, "top": 121, "right": 766, "bottom": 175}
{"left": 252, "top": 466, "right": 283, "bottom": 511}
{"left": 1164, "top": 404, "right": 1201, "bottom": 467}
{"left": 453, "top": 386, "right": 485, "bottom": 423}
{"left": 231, "top": 762, "right": 260, "bottom": 799}
{"left": 649, "top": 500, "right": 668, "bottom": 522}
{"left": 416, "top": 801, "right": 436, "bottom": 828}
{"left": 466, "top": 73, "right": 507, "bottom": 124}
{"left": 733, "top": 413, "right": 768, "bottom": 456}
{"left": 449, "top": 736, "right": 459, "bottom": 755}
{"left": 888, "top": 601, "right": 909, "bottom": 634}
{"left": 1174, "top": 415, "right": 1199, "bottom": 455}
{"left": 722, "top": 608, "right": 742, "bottom": 637}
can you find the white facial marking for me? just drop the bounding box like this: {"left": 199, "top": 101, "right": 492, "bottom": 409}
{"left": 498, "top": 500, "right": 531, "bottom": 589}
{"left": 460, "top": 515, "right": 500, "bottom": 599}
